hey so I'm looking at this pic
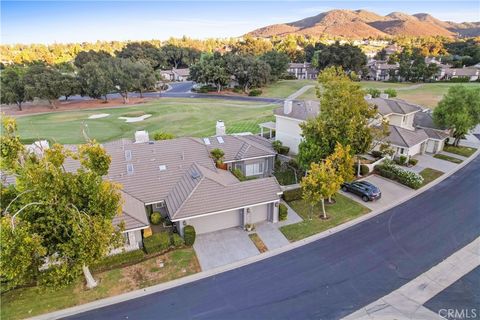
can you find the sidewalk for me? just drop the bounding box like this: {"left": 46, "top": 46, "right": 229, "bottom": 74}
{"left": 286, "top": 85, "right": 314, "bottom": 100}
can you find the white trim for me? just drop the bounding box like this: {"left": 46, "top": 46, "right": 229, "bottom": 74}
{"left": 223, "top": 154, "right": 274, "bottom": 164}
{"left": 121, "top": 225, "right": 149, "bottom": 233}
{"left": 171, "top": 199, "right": 279, "bottom": 222}
{"left": 274, "top": 114, "right": 307, "bottom": 123}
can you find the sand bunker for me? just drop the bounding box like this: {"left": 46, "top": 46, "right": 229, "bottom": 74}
{"left": 118, "top": 114, "right": 152, "bottom": 123}
{"left": 88, "top": 113, "right": 110, "bottom": 119}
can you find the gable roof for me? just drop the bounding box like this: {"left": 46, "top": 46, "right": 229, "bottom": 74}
{"left": 113, "top": 190, "right": 150, "bottom": 230}
{"left": 422, "top": 127, "right": 449, "bottom": 140}
{"left": 387, "top": 125, "right": 429, "bottom": 148}
{"left": 165, "top": 163, "right": 281, "bottom": 220}
{"left": 369, "top": 98, "right": 421, "bottom": 116}
{"left": 274, "top": 100, "right": 320, "bottom": 121}
{"left": 200, "top": 135, "right": 275, "bottom": 162}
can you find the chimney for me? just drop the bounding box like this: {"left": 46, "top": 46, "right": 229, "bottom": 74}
{"left": 134, "top": 130, "right": 149, "bottom": 143}
{"left": 283, "top": 100, "right": 293, "bottom": 114}
{"left": 379, "top": 93, "right": 389, "bottom": 99}
{"left": 216, "top": 120, "right": 226, "bottom": 136}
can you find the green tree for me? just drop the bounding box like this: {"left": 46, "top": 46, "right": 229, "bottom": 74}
{"left": 434, "top": 86, "right": 480, "bottom": 146}
{"left": 210, "top": 148, "right": 225, "bottom": 165}
{"left": 74, "top": 50, "right": 112, "bottom": 69}
{"left": 161, "top": 44, "right": 200, "bottom": 69}
{"left": 58, "top": 73, "right": 81, "bottom": 100}
{"left": 190, "top": 53, "right": 230, "bottom": 92}
{"left": 116, "top": 42, "right": 164, "bottom": 69}
{"left": 298, "top": 67, "right": 376, "bottom": 169}
{"left": 232, "top": 35, "right": 273, "bottom": 56}
{"left": 78, "top": 61, "right": 113, "bottom": 101}
{"left": 329, "top": 143, "right": 355, "bottom": 183}
{"left": 260, "top": 51, "right": 289, "bottom": 80}
{"left": 0, "top": 66, "right": 27, "bottom": 110}
{"left": 311, "top": 42, "right": 367, "bottom": 73}
{"left": 24, "top": 64, "right": 64, "bottom": 108}
{"left": 0, "top": 117, "right": 123, "bottom": 288}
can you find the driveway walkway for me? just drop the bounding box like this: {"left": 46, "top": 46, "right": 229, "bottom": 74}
{"left": 410, "top": 154, "right": 458, "bottom": 174}
{"left": 193, "top": 228, "right": 259, "bottom": 271}
{"left": 341, "top": 174, "right": 415, "bottom": 211}
{"left": 255, "top": 223, "right": 290, "bottom": 250}
{"left": 287, "top": 85, "right": 314, "bottom": 100}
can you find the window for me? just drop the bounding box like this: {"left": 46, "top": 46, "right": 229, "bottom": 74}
{"left": 245, "top": 162, "right": 264, "bottom": 176}
{"left": 399, "top": 147, "right": 405, "bottom": 155}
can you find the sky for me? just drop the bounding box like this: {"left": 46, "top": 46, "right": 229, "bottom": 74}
{"left": 1, "top": 1, "right": 480, "bottom": 44}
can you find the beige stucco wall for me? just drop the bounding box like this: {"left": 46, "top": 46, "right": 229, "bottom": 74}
{"left": 275, "top": 116, "right": 304, "bottom": 154}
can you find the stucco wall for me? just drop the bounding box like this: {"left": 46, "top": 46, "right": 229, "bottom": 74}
{"left": 275, "top": 116, "right": 304, "bottom": 154}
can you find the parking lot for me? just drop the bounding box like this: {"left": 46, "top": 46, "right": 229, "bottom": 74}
{"left": 340, "top": 174, "right": 415, "bottom": 211}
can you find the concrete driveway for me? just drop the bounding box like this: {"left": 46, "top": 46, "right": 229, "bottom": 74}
{"left": 340, "top": 174, "right": 415, "bottom": 211}
{"left": 410, "top": 154, "right": 458, "bottom": 174}
{"left": 193, "top": 228, "right": 259, "bottom": 271}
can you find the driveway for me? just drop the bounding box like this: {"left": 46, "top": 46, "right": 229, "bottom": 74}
{"left": 340, "top": 174, "right": 415, "bottom": 211}
{"left": 410, "top": 154, "right": 459, "bottom": 174}
{"left": 255, "top": 223, "right": 290, "bottom": 250}
{"left": 193, "top": 228, "right": 259, "bottom": 271}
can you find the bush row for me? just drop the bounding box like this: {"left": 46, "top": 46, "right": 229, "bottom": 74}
{"left": 279, "top": 203, "right": 288, "bottom": 221}
{"left": 92, "top": 249, "right": 145, "bottom": 272}
{"left": 282, "top": 188, "right": 302, "bottom": 202}
{"left": 143, "top": 231, "right": 186, "bottom": 254}
{"left": 375, "top": 161, "right": 423, "bottom": 189}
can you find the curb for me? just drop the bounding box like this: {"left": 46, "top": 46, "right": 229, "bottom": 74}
{"left": 31, "top": 148, "right": 480, "bottom": 320}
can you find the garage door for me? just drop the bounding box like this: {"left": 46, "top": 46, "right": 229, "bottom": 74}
{"left": 249, "top": 204, "right": 269, "bottom": 224}
{"left": 426, "top": 140, "right": 438, "bottom": 153}
{"left": 188, "top": 209, "right": 241, "bottom": 234}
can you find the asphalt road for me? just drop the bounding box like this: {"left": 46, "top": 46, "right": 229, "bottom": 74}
{"left": 68, "top": 156, "right": 480, "bottom": 320}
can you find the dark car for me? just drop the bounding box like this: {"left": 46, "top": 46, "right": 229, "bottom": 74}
{"left": 341, "top": 181, "right": 381, "bottom": 202}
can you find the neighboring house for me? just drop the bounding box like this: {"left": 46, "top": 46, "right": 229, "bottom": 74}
{"left": 270, "top": 97, "right": 449, "bottom": 160}
{"left": 287, "top": 62, "right": 318, "bottom": 80}
{"left": 160, "top": 68, "right": 190, "bottom": 81}
{"left": 441, "top": 67, "right": 479, "bottom": 82}
{"left": 366, "top": 60, "right": 399, "bottom": 81}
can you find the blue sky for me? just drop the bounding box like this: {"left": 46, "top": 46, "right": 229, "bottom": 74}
{"left": 2, "top": 1, "right": 479, "bottom": 44}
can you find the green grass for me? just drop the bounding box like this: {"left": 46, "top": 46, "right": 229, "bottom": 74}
{"left": 444, "top": 145, "right": 477, "bottom": 157}
{"left": 260, "top": 79, "right": 316, "bottom": 98}
{"left": 273, "top": 168, "right": 299, "bottom": 186}
{"left": 297, "top": 81, "right": 480, "bottom": 108}
{"left": 280, "top": 193, "right": 371, "bottom": 242}
{"left": 433, "top": 153, "right": 463, "bottom": 164}
{"left": 419, "top": 168, "right": 444, "bottom": 186}
{"left": 1, "top": 248, "right": 199, "bottom": 320}
{"left": 15, "top": 98, "right": 276, "bottom": 144}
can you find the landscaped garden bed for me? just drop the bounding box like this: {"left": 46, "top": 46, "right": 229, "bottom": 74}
{"left": 280, "top": 193, "right": 371, "bottom": 242}
{"left": 443, "top": 145, "right": 477, "bottom": 158}
{"left": 433, "top": 153, "right": 463, "bottom": 164}
{"left": 374, "top": 160, "right": 424, "bottom": 189}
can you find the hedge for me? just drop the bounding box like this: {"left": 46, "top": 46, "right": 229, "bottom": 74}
{"left": 408, "top": 158, "right": 418, "bottom": 166}
{"left": 371, "top": 150, "right": 383, "bottom": 158}
{"left": 150, "top": 212, "right": 162, "bottom": 225}
{"left": 279, "top": 203, "right": 288, "bottom": 221}
{"left": 375, "top": 161, "right": 423, "bottom": 189}
{"left": 184, "top": 225, "right": 196, "bottom": 246}
{"left": 283, "top": 188, "right": 302, "bottom": 202}
{"left": 278, "top": 146, "right": 290, "bottom": 155}
{"left": 92, "top": 249, "right": 145, "bottom": 272}
{"left": 172, "top": 233, "right": 184, "bottom": 247}
{"left": 248, "top": 89, "right": 262, "bottom": 96}
{"left": 360, "top": 164, "right": 369, "bottom": 176}
{"left": 143, "top": 232, "right": 171, "bottom": 254}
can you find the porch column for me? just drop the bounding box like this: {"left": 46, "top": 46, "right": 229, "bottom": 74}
{"left": 269, "top": 129, "right": 272, "bottom": 139}
{"left": 260, "top": 127, "right": 264, "bottom": 138}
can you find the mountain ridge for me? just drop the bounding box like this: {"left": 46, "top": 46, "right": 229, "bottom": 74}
{"left": 248, "top": 9, "right": 480, "bottom": 38}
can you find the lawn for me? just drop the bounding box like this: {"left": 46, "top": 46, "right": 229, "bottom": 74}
{"left": 15, "top": 98, "right": 277, "bottom": 144}
{"left": 433, "top": 153, "right": 463, "bottom": 164}
{"left": 297, "top": 81, "right": 480, "bottom": 108}
{"left": 249, "top": 233, "right": 268, "bottom": 253}
{"left": 260, "top": 79, "right": 316, "bottom": 98}
{"left": 280, "top": 193, "right": 371, "bottom": 242}
{"left": 1, "top": 248, "right": 200, "bottom": 320}
{"left": 443, "top": 145, "right": 477, "bottom": 157}
{"left": 419, "top": 168, "right": 444, "bottom": 186}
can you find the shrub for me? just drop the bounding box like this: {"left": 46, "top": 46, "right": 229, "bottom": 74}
{"left": 143, "top": 232, "right": 171, "bottom": 254}
{"left": 232, "top": 86, "right": 243, "bottom": 93}
{"left": 281, "top": 74, "right": 297, "bottom": 80}
{"left": 375, "top": 160, "right": 423, "bottom": 189}
{"left": 278, "top": 145, "right": 290, "bottom": 155}
{"left": 172, "top": 233, "right": 184, "bottom": 247}
{"left": 184, "top": 225, "right": 196, "bottom": 246}
{"left": 210, "top": 148, "right": 225, "bottom": 164}
{"left": 150, "top": 212, "right": 162, "bottom": 225}
{"left": 408, "top": 158, "right": 418, "bottom": 166}
{"left": 283, "top": 188, "right": 302, "bottom": 202}
{"left": 371, "top": 150, "right": 383, "bottom": 158}
{"left": 398, "top": 155, "right": 407, "bottom": 166}
{"left": 248, "top": 89, "right": 262, "bottom": 96}
{"left": 232, "top": 168, "right": 247, "bottom": 181}
{"left": 153, "top": 132, "right": 175, "bottom": 141}
{"left": 360, "top": 164, "right": 370, "bottom": 176}
{"left": 92, "top": 249, "right": 145, "bottom": 272}
{"left": 365, "top": 88, "right": 381, "bottom": 98}
{"left": 279, "top": 203, "right": 288, "bottom": 221}
{"left": 383, "top": 88, "right": 397, "bottom": 98}
{"left": 272, "top": 140, "right": 283, "bottom": 153}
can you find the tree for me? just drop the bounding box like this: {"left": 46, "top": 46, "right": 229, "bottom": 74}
{"left": 58, "top": 73, "right": 81, "bottom": 100}
{"left": 232, "top": 35, "right": 273, "bottom": 56}
{"left": 109, "top": 58, "right": 140, "bottom": 103}
{"left": 301, "top": 160, "right": 342, "bottom": 220}
{"left": 24, "top": 64, "right": 64, "bottom": 108}
{"left": 190, "top": 53, "right": 230, "bottom": 92}
{"left": 434, "top": 86, "right": 480, "bottom": 146}
{"left": 0, "top": 117, "right": 123, "bottom": 288}
{"left": 116, "top": 42, "right": 164, "bottom": 69}
{"left": 375, "top": 48, "right": 387, "bottom": 61}
{"left": 78, "top": 61, "right": 113, "bottom": 101}
{"left": 329, "top": 143, "right": 355, "bottom": 183}
{"left": 130, "top": 59, "right": 158, "bottom": 98}
{"left": 259, "top": 50, "right": 289, "bottom": 79}
{"left": 298, "top": 67, "right": 376, "bottom": 169}
{"left": 0, "top": 66, "right": 27, "bottom": 110}
{"left": 161, "top": 44, "right": 200, "bottom": 69}
{"left": 311, "top": 42, "right": 367, "bottom": 73}
{"left": 74, "top": 50, "right": 112, "bottom": 69}
{"left": 210, "top": 148, "right": 225, "bottom": 165}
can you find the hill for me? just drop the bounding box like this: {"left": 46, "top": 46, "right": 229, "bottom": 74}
{"left": 248, "top": 9, "right": 480, "bottom": 38}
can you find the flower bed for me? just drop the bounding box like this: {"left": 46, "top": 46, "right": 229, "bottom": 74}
{"left": 375, "top": 160, "right": 424, "bottom": 189}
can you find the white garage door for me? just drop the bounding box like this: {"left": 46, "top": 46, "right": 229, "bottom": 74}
{"left": 188, "top": 209, "right": 241, "bottom": 234}
{"left": 426, "top": 140, "right": 437, "bottom": 153}
{"left": 248, "top": 204, "right": 269, "bottom": 224}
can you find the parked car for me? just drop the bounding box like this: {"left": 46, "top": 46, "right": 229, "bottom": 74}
{"left": 341, "top": 181, "right": 381, "bottom": 202}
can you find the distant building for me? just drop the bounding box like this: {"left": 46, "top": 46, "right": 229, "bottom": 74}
{"left": 160, "top": 68, "right": 190, "bottom": 82}
{"left": 366, "top": 60, "right": 399, "bottom": 81}
{"left": 287, "top": 62, "right": 318, "bottom": 80}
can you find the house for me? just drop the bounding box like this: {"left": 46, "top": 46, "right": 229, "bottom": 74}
{"left": 366, "top": 60, "right": 399, "bottom": 81}
{"left": 159, "top": 68, "right": 190, "bottom": 82}
{"left": 287, "top": 62, "right": 318, "bottom": 80}
{"left": 270, "top": 97, "right": 449, "bottom": 160}
{"left": 442, "top": 67, "right": 479, "bottom": 82}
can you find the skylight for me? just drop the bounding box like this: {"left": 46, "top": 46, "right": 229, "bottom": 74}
{"left": 203, "top": 138, "right": 211, "bottom": 145}
{"left": 216, "top": 136, "right": 224, "bottom": 144}
{"left": 159, "top": 165, "right": 167, "bottom": 171}
{"left": 125, "top": 150, "right": 132, "bottom": 161}
{"left": 126, "top": 163, "right": 134, "bottom": 174}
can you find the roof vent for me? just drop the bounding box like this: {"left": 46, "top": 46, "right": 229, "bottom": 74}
{"left": 379, "top": 93, "right": 389, "bottom": 99}
{"left": 203, "top": 138, "right": 211, "bottom": 145}
{"left": 125, "top": 150, "right": 132, "bottom": 161}
{"left": 191, "top": 171, "right": 201, "bottom": 180}
{"left": 126, "top": 163, "right": 134, "bottom": 175}
{"left": 159, "top": 165, "right": 167, "bottom": 171}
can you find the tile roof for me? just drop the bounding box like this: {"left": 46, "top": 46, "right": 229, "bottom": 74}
{"left": 274, "top": 100, "right": 320, "bottom": 121}
{"left": 369, "top": 98, "right": 421, "bottom": 116}
{"left": 387, "top": 125, "right": 429, "bottom": 148}
{"left": 422, "top": 127, "right": 449, "bottom": 140}
{"left": 199, "top": 135, "right": 275, "bottom": 162}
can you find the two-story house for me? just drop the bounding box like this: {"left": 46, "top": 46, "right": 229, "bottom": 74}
{"left": 287, "top": 62, "right": 318, "bottom": 80}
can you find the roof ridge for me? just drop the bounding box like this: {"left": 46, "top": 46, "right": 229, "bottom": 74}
{"left": 391, "top": 125, "right": 409, "bottom": 147}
